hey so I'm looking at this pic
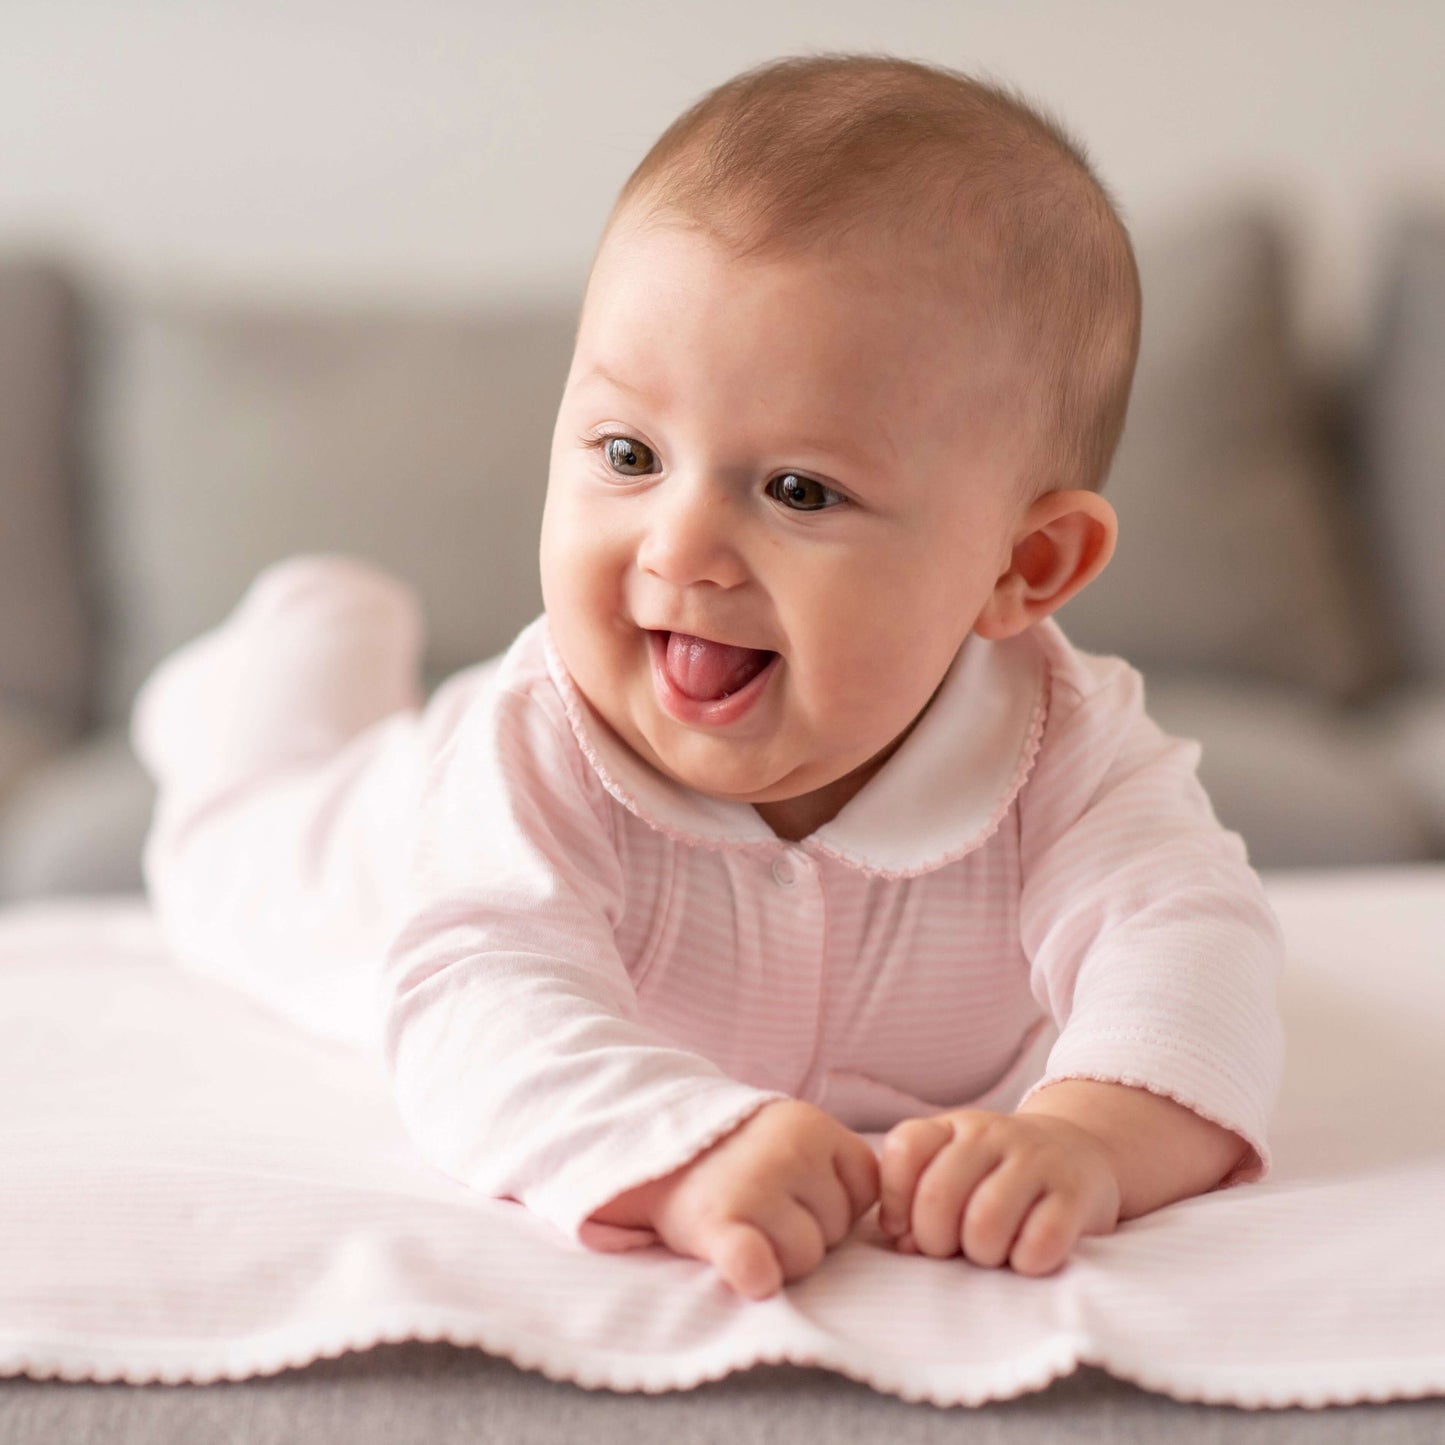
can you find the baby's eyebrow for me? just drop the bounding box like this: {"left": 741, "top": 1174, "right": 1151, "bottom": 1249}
{"left": 577, "top": 362, "right": 664, "bottom": 405}
{"left": 780, "top": 424, "right": 904, "bottom": 482}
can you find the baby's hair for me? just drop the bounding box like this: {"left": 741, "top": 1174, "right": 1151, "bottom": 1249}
{"left": 609, "top": 54, "right": 1142, "bottom": 498}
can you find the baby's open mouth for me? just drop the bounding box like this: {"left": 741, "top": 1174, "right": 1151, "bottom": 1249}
{"left": 657, "top": 631, "right": 777, "bottom": 702}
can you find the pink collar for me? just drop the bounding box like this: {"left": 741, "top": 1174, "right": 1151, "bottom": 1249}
{"left": 542, "top": 619, "right": 1050, "bottom": 879}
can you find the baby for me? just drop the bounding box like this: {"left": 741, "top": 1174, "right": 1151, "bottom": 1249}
{"left": 133, "top": 55, "right": 1284, "bottom": 1302}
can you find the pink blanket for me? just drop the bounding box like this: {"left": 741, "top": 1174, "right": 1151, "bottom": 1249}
{"left": 1, "top": 868, "right": 1443, "bottom": 1408}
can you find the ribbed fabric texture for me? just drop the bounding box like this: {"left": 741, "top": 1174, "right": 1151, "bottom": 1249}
{"left": 130, "top": 555, "right": 1284, "bottom": 1253}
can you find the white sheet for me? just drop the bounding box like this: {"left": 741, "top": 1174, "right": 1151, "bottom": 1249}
{"left": 1, "top": 867, "right": 1442, "bottom": 1409}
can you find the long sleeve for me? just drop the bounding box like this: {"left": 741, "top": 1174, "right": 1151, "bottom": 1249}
{"left": 378, "top": 675, "right": 791, "bottom": 1252}
{"left": 131, "top": 555, "right": 438, "bottom": 1050}
{"left": 1016, "top": 643, "right": 1286, "bottom": 1184}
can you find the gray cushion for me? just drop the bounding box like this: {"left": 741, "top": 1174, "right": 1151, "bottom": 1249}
{"left": 0, "top": 729, "right": 152, "bottom": 900}
{"left": 1142, "top": 674, "right": 1438, "bottom": 869}
{"left": 0, "top": 700, "right": 71, "bottom": 805}
{"left": 1058, "top": 208, "right": 1391, "bottom": 701}
{"left": 1361, "top": 212, "right": 1445, "bottom": 685}
{"left": 1379, "top": 688, "right": 1445, "bottom": 848}
{"left": 85, "top": 295, "right": 577, "bottom": 724}
{"left": 0, "top": 258, "right": 91, "bottom": 729}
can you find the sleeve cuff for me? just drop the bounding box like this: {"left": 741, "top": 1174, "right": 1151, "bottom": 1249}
{"left": 1017, "top": 1034, "right": 1275, "bottom": 1187}
{"left": 524, "top": 1083, "right": 794, "bottom": 1252}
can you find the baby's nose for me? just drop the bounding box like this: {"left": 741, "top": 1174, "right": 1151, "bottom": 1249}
{"left": 636, "top": 482, "right": 749, "bottom": 590}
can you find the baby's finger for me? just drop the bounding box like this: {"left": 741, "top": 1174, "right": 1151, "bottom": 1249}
{"left": 878, "top": 1117, "right": 953, "bottom": 1236}
{"left": 758, "top": 1194, "right": 830, "bottom": 1284}
{"left": 908, "top": 1136, "right": 1006, "bottom": 1258}
{"left": 791, "top": 1168, "right": 853, "bottom": 1248}
{"left": 706, "top": 1219, "right": 783, "bottom": 1300}
{"left": 1008, "top": 1191, "right": 1082, "bottom": 1277}
{"left": 960, "top": 1158, "right": 1047, "bottom": 1268}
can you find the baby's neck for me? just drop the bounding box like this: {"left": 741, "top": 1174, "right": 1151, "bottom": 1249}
{"left": 752, "top": 709, "right": 926, "bottom": 841}
{"left": 751, "top": 798, "right": 818, "bottom": 842}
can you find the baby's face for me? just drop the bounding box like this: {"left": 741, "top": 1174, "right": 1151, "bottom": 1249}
{"left": 540, "top": 216, "right": 1031, "bottom": 830}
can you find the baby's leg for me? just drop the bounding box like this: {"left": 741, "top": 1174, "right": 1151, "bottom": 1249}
{"left": 132, "top": 555, "right": 430, "bottom": 1050}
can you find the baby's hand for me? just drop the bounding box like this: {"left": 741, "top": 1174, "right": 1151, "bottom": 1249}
{"left": 878, "top": 1109, "right": 1121, "bottom": 1275}
{"left": 590, "top": 1099, "right": 879, "bottom": 1301}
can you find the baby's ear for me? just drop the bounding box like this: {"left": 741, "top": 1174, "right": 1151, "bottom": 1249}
{"left": 973, "top": 489, "right": 1117, "bottom": 641}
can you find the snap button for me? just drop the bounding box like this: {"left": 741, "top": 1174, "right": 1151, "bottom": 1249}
{"left": 770, "top": 857, "right": 796, "bottom": 887}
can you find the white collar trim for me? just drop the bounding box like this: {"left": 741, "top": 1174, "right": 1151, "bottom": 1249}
{"left": 542, "top": 621, "right": 1049, "bottom": 879}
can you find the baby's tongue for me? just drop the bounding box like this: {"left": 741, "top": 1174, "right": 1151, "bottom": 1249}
{"left": 664, "top": 632, "right": 772, "bottom": 702}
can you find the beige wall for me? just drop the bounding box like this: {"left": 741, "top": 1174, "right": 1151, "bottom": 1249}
{"left": 2, "top": 0, "right": 1442, "bottom": 365}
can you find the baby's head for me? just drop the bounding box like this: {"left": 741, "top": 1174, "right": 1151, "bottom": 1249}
{"left": 540, "top": 55, "right": 1141, "bottom": 837}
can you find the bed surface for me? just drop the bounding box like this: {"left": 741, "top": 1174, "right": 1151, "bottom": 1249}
{"left": 3, "top": 867, "right": 1444, "bottom": 1438}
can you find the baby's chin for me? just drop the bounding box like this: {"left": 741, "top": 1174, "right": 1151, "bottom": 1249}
{"left": 653, "top": 750, "right": 800, "bottom": 804}
{"left": 640, "top": 727, "right": 825, "bottom": 804}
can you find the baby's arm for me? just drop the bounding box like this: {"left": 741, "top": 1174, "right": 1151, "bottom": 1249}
{"left": 1017, "top": 1077, "right": 1249, "bottom": 1215}
{"left": 879, "top": 648, "right": 1284, "bottom": 1272}
{"left": 376, "top": 666, "right": 814, "bottom": 1258}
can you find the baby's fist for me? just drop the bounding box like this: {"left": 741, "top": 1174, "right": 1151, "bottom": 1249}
{"left": 878, "top": 1109, "right": 1121, "bottom": 1275}
{"left": 591, "top": 1099, "right": 879, "bottom": 1301}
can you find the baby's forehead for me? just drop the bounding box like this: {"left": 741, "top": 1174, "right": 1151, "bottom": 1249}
{"left": 582, "top": 215, "right": 1027, "bottom": 456}
{"left": 583, "top": 216, "right": 994, "bottom": 374}
{"left": 589, "top": 203, "right": 996, "bottom": 332}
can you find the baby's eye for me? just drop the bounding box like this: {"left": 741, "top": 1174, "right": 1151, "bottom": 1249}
{"left": 767, "top": 473, "right": 843, "bottom": 512}
{"left": 603, "top": 436, "right": 657, "bottom": 476}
